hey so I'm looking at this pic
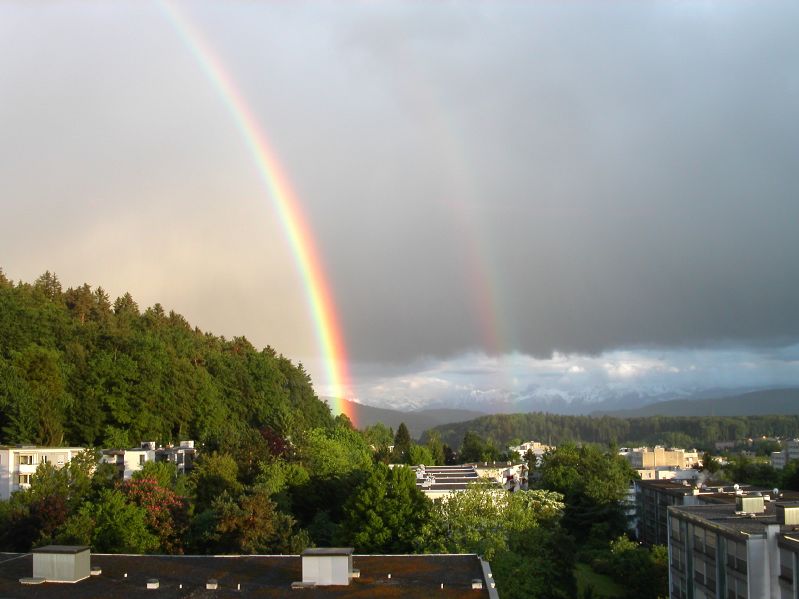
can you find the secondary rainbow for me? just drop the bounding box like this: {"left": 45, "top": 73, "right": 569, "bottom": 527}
{"left": 160, "top": 1, "right": 355, "bottom": 423}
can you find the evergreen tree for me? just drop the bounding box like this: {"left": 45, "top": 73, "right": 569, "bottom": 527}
{"left": 392, "top": 422, "right": 412, "bottom": 463}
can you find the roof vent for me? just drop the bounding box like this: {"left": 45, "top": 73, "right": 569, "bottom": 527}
{"left": 300, "top": 548, "right": 354, "bottom": 586}
{"left": 776, "top": 503, "right": 799, "bottom": 526}
{"left": 31, "top": 545, "right": 91, "bottom": 583}
{"left": 736, "top": 494, "right": 765, "bottom": 515}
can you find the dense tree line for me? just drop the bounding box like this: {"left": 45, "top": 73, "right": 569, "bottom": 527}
{"left": 0, "top": 270, "right": 333, "bottom": 449}
{"left": 0, "top": 269, "right": 668, "bottom": 597}
{"left": 423, "top": 411, "right": 799, "bottom": 451}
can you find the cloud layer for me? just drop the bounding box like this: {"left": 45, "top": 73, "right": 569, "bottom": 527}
{"left": 1, "top": 1, "right": 798, "bottom": 400}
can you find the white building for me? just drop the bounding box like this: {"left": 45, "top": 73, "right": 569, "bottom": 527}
{"left": 620, "top": 446, "right": 701, "bottom": 470}
{"left": 0, "top": 445, "right": 85, "bottom": 500}
{"left": 101, "top": 441, "right": 197, "bottom": 480}
{"left": 509, "top": 441, "right": 553, "bottom": 465}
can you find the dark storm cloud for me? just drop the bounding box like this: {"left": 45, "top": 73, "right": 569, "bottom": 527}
{"left": 1, "top": 1, "right": 798, "bottom": 375}
{"left": 286, "top": 1, "right": 799, "bottom": 362}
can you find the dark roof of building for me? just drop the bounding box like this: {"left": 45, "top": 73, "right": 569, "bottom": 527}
{"left": 301, "top": 548, "right": 353, "bottom": 557}
{"left": 0, "top": 553, "right": 490, "bottom": 598}
{"left": 670, "top": 501, "right": 799, "bottom": 539}
{"left": 32, "top": 545, "right": 89, "bottom": 555}
{"left": 780, "top": 534, "right": 799, "bottom": 551}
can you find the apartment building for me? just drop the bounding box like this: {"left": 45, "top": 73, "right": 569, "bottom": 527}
{"left": 634, "top": 479, "right": 799, "bottom": 546}
{"left": 771, "top": 440, "right": 799, "bottom": 470}
{"left": 779, "top": 533, "right": 799, "bottom": 599}
{"left": 668, "top": 497, "right": 799, "bottom": 599}
{"left": 0, "top": 446, "right": 85, "bottom": 500}
{"left": 623, "top": 446, "right": 701, "bottom": 470}
{"left": 509, "top": 440, "right": 553, "bottom": 465}
{"left": 101, "top": 441, "right": 197, "bottom": 480}
{"left": 415, "top": 465, "right": 482, "bottom": 500}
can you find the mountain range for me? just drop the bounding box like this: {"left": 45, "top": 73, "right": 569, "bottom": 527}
{"left": 342, "top": 387, "right": 799, "bottom": 438}
{"left": 327, "top": 398, "right": 485, "bottom": 438}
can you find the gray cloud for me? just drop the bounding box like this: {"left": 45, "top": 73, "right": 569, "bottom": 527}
{"left": 1, "top": 1, "right": 798, "bottom": 390}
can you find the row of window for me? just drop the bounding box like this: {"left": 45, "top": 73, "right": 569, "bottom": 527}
{"left": 14, "top": 454, "right": 64, "bottom": 466}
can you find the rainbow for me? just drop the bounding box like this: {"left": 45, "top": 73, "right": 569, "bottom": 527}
{"left": 160, "top": 1, "right": 356, "bottom": 424}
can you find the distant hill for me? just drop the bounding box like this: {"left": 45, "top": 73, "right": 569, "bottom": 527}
{"left": 331, "top": 398, "right": 485, "bottom": 438}
{"left": 593, "top": 388, "right": 799, "bottom": 418}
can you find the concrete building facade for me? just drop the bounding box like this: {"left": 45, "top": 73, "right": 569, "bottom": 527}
{"left": 0, "top": 446, "right": 85, "bottom": 500}
{"left": 667, "top": 499, "right": 799, "bottom": 599}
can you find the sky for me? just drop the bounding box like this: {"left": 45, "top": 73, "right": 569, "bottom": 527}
{"left": 2, "top": 1, "right": 798, "bottom": 412}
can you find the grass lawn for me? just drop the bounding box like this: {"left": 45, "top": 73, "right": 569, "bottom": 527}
{"left": 574, "top": 562, "right": 625, "bottom": 598}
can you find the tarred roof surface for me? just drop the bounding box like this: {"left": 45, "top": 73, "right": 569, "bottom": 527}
{"left": 0, "top": 553, "right": 490, "bottom": 598}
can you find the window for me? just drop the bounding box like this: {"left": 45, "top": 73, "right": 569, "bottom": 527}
{"left": 726, "top": 540, "right": 747, "bottom": 574}
{"left": 139, "top": 454, "right": 146, "bottom": 465}
{"left": 18, "top": 454, "right": 34, "bottom": 465}
{"left": 41, "top": 455, "right": 49, "bottom": 463}
{"left": 17, "top": 474, "right": 31, "bottom": 485}
{"left": 779, "top": 547, "right": 794, "bottom": 582}
{"left": 726, "top": 575, "right": 747, "bottom": 599}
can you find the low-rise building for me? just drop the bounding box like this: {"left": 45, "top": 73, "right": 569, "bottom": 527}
{"left": 0, "top": 445, "right": 86, "bottom": 500}
{"left": 414, "top": 465, "right": 482, "bottom": 500}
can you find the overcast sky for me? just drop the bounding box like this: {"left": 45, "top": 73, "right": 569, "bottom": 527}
{"left": 2, "top": 1, "right": 798, "bottom": 408}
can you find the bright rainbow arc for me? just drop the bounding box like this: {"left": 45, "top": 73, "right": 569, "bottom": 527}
{"left": 160, "top": 1, "right": 355, "bottom": 424}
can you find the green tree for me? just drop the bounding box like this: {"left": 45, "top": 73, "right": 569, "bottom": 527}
{"left": 190, "top": 489, "right": 297, "bottom": 554}
{"left": 392, "top": 422, "right": 412, "bottom": 463}
{"left": 407, "top": 443, "right": 434, "bottom": 465}
{"left": 460, "top": 431, "right": 499, "bottom": 463}
{"left": 425, "top": 431, "right": 446, "bottom": 466}
{"left": 538, "top": 444, "right": 634, "bottom": 543}
{"left": 492, "top": 522, "right": 577, "bottom": 599}
{"left": 433, "top": 481, "right": 564, "bottom": 560}
{"left": 61, "top": 489, "right": 159, "bottom": 553}
{"left": 338, "top": 464, "right": 430, "bottom": 553}
{"left": 190, "top": 453, "right": 244, "bottom": 511}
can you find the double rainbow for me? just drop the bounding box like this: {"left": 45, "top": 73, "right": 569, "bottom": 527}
{"left": 160, "top": 1, "right": 355, "bottom": 424}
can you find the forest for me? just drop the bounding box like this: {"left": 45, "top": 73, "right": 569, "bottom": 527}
{"left": 0, "top": 269, "right": 672, "bottom": 598}
{"left": 423, "top": 411, "right": 799, "bottom": 451}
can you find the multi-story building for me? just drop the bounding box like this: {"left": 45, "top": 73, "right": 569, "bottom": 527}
{"left": 779, "top": 533, "right": 799, "bottom": 599}
{"left": 634, "top": 479, "right": 799, "bottom": 547}
{"left": 668, "top": 497, "right": 799, "bottom": 599}
{"left": 509, "top": 440, "right": 553, "bottom": 465}
{"left": 101, "top": 440, "right": 197, "bottom": 480}
{"left": 771, "top": 440, "right": 799, "bottom": 470}
{"left": 0, "top": 445, "right": 86, "bottom": 500}
{"left": 623, "top": 446, "right": 701, "bottom": 470}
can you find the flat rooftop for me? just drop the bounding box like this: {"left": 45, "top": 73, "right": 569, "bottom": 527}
{"left": 670, "top": 501, "right": 799, "bottom": 538}
{"left": 0, "top": 553, "right": 490, "bottom": 598}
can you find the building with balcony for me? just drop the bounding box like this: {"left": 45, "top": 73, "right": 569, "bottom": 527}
{"left": 0, "top": 446, "right": 86, "bottom": 500}
{"left": 101, "top": 441, "right": 197, "bottom": 480}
